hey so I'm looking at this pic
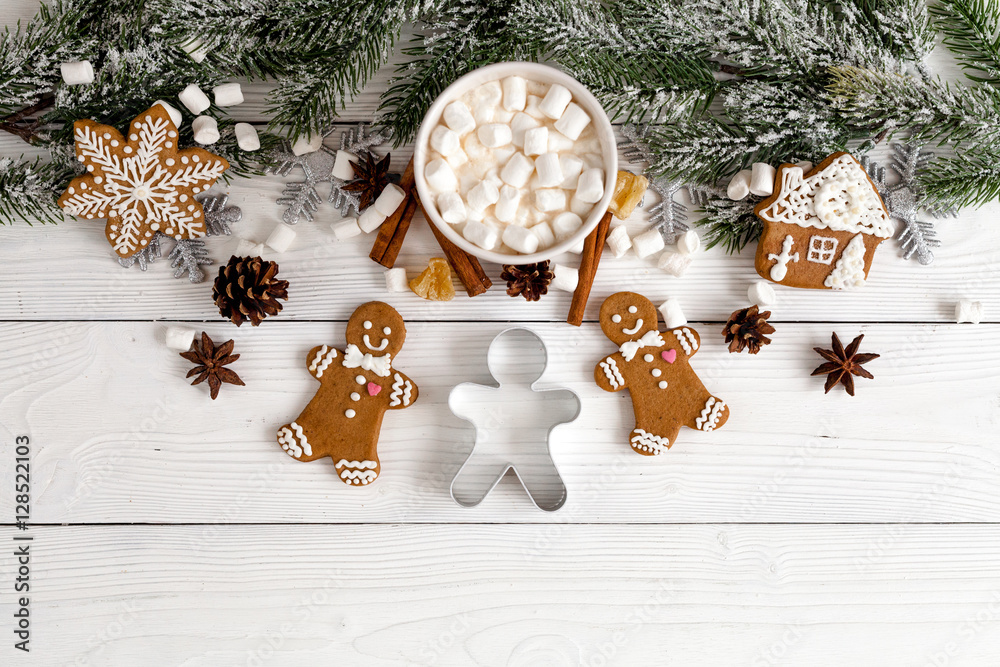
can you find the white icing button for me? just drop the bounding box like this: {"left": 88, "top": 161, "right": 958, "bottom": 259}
{"left": 383, "top": 327, "right": 391, "bottom": 335}
{"left": 658, "top": 381, "right": 668, "bottom": 389}
{"left": 651, "top": 368, "right": 662, "bottom": 377}
{"left": 628, "top": 306, "right": 638, "bottom": 314}
{"left": 363, "top": 321, "right": 372, "bottom": 329}
{"left": 345, "top": 409, "right": 356, "bottom": 418}
{"left": 351, "top": 392, "right": 361, "bottom": 401}
{"left": 355, "top": 375, "right": 366, "bottom": 384}
{"left": 643, "top": 354, "right": 654, "bottom": 362}
{"left": 612, "top": 314, "right": 622, "bottom": 323}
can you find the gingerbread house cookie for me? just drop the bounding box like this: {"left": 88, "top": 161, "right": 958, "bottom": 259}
{"left": 754, "top": 152, "right": 892, "bottom": 290}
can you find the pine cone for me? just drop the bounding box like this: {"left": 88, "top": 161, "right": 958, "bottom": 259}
{"left": 213, "top": 255, "right": 289, "bottom": 326}
{"left": 500, "top": 262, "right": 554, "bottom": 302}
{"left": 722, "top": 305, "right": 775, "bottom": 354}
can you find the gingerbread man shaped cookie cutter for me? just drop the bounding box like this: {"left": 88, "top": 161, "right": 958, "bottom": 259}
{"left": 448, "top": 327, "right": 581, "bottom": 512}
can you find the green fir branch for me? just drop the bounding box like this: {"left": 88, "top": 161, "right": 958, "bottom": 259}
{"left": 0, "top": 157, "right": 72, "bottom": 225}
{"left": 917, "top": 152, "right": 1000, "bottom": 208}
{"left": 696, "top": 194, "right": 763, "bottom": 253}
{"left": 931, "top": 0, "right": 1000, "bottom": 86}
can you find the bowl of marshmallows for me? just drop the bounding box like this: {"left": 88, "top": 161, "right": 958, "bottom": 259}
{"left": 414, "top": 62, "right": 618, "bottom": 264}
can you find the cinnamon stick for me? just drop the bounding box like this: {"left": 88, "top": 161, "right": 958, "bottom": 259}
{"left": 413, "top": 192, "right": 492, "bottom": 297}
{"left": 370, "top": 157, "right": 417, "bottom": 268}
{"left": 567, "top": 211, "right": 613, "bottom": 326}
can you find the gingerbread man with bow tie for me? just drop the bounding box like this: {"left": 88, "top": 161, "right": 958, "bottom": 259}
{"left": 276, "top": 302, "right": 418, "bottom": 485}
{"left": 594, "top": 292, "right": 729, "bottom": 456}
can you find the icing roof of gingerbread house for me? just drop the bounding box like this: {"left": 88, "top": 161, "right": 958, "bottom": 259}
{"left": 756, "top": 153, "right": 893, "bottom": 238}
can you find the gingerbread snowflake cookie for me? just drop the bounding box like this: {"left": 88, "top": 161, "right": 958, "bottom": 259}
{"left": 595, "top": 292, "right": 729, "bottom": 455}
{"left": 276, "top": 302, "right": 418, "bottom": 486}
{"left": 754, "top": 152, "right": 891, "bottom": 290}
{"left": 58, "top": 104, "right": 230, "bottom": 259}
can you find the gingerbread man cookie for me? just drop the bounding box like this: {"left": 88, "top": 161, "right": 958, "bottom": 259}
{"left": 276, "top": 302, "right": 418, "bottom": 485}
{"left": 594, "top": 292, "right": 729, "bottom": 455}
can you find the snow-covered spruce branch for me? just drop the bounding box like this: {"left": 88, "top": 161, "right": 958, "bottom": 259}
{"left": 0, "top": 157, "right": 72, "bottom": 225}
{"left": 930, "top": 0, "right": 1000, "bottom": 87}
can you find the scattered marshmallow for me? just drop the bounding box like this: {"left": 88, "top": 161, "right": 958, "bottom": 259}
{"left": 502, "top": 76, "right": 527, "bottom": 111}
{"left": 795, "top": 160, "right": 814, "bottom": 172}
{"left": 535, "top": 188, "right": 566, "bottom": 212}
{"left": 658, "top": 298, "right": 687, "bottom": 329}
{"left": 551, "top": 212, "right": 583, "bottom": 240}
{"left": 154, "top": 100, "right": 183, "bottom": 128}
{"left": 510, "top": 112, "right": 541, "bottom": 147}
{"left": 550, "top": 264, "right": 579, "bottom": 292}
{"left": 749, "top": 162, "right": 776, "bottom": 197}
{"left": 178, "top": 83, "right": 211, "bottom": 114}
{"left": 676, "top": 230, "right": 701, "bottom": 255}
{"left": 559, "top": 155, "right": 584, "bottom": 189}
{"left": 467, "top": 181, "right": 500, "bottom": 212}
{"left": 60, "top": 60, "right": 94, "bottom": 85}
{"left": 384, "top": 267, "right": 409, "bottom": 293}
{"left": 477, "top": 123, "right": 512, "bottom": 148}
{"left": 657, "top": 250, "right": 692, "bottom": 277}
{"left": 463, "top": 219, "right": 500, "bottom": 250}
{"left": 956, "top": 300, "right": 983, "bottom": 324}
{"left": 748, "top": 280, "right": 777, "bottom": 308}
{"left": 180, "top": 38, "right": 209, "bottom": 63}
{"left": 606, "top": 224, "right": 632, "bottom": 259}
{"left": 539, "top": 84, "right": 572, "bottom": 119}
{"left": 212, "top": 82, "right": 243, "bottom": 107}
{"left": 291, "top": 133, "right": 323, "bottom": 156}
{"left": 333, "top": 151, "right": 359, "bottom": 180}
{"left": 426, "top": 159, "right": 459, "bottom": 193}
{"left": 430, "top": 125, "right": 461, "bottom": 156}
{"left": 534, "top": 153, "right": 563, "bottom": 188}
{"left": 265, "top": 223, "right": 296, "bottom": 253}
{"left": 575, "top": 168, "right": 605, "bottom": 203}
{"left": 500, "top": 153, "right": 535, "bottom": 188}
{"left": 494, "top": 185, "right": 521, "bottom": 222}
{"left": 438, "top": 192, "right": 467, "bottom": 224}
{"left": 532, "top": 221, "right": 556, "bottom": 249}
{"left": 443, "top": 100, "right": 476, "bottom": 135}
{"left": 235, "top": 238, "right": 264, "bottom": 256}
{"left": 358, "top": 206, "right": 387, "bottom": 233}
{"left": 523, "top": 127, "right": 549, "bottom": 156}
{"left": 502, "top": 224, "right": 540, "bottom": 255}
{"left": 331, "top": 218, "right": 363, "bottom": 241}
{"left": 375, "top": 184, "right": 407, "bottom": 217}
{"left": 192, "top": 115, "right": 220, "bottom": 145}
{"left": 727, "top": 169, "right": 752, "bottom": 200}
{"left": 165, "top": 326, "right": 197, "bottom": 352}
{"left": 553, "top": 102, "right": 591, "bottom": 140}
{"left": 235, "top": 123, "right": 260, "bottom": 151}
{"left": 632, "top": 228, "right": 666, "bottom": 259}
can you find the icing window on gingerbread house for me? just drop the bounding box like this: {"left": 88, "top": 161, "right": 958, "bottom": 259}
{"left": 807, "top": 236, "right": 838, "bottom": 265}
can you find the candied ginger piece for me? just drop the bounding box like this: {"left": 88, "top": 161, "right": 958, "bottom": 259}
{"left": 608, "top": 170, "right": 649, "bottom": 220}
{"left": 409, "top": 257, "right": 456, "bottom": 301}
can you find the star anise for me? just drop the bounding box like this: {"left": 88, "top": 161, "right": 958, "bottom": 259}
{"left": 722, "top": 305, "right": 776, "bottom": 354}
{"left": 811, "top": 332, "right": 880, "bottom": 396}
{"left": 342, "top": 152, "right": 391, "bottom": 210}
{"left": 180, "top": 332, "right": 245, "bottom": 400}
{"left": 501, "top": 262, "right": 554, "bottom": 302}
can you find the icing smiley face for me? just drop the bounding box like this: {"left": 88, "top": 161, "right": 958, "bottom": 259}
{"left": 346, "top": 302, "right": 407, "bottom": 357}
{"left": 599, "top": 292, "right": 659, "bottom": 346}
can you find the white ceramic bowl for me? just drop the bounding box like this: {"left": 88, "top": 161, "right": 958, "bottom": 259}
{"left": 413, "top": 62, "right": 618, "bottom": 265}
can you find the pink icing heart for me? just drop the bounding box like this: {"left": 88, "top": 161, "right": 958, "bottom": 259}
{"left": 661, "top": 349, "right": 677, "bottom": 364}
{"left": 367, "top": 382, "right": 382, "bottom": 396}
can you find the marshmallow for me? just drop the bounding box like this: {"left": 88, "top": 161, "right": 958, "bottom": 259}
{"left": 547, "top": 130, "right": 575, "bottom": 153}
{"left": 165, "top": 326, "right": 197, "bottom": 351}
{"left": 291, "top": 133, "right": 323, "bottom": 156}
{"left": 493, "top": 146, "right": 515, "bottom": 166}
{"left": 181, "top": 38, "right": 209, "bottom": 63}
{"left": 462, "top": 132, "right": 492, "bottom": 170}
{"left": 501, "top": 153, "right": 535, "bottom": 188}
{"left": 535, "top": 188, "right": 567, "bottom": 212}
{"left": 178, "top": 83, "right": 211, "bottom": 114}
{"left": 331, "top": 218, "right": 363, "bottom": 240}
{"left": 539, "top": 84, "right": 573, "bottom": 119}
{"left": 658, "top": 298, "right": 687, "bottom": 329}
{"left": 568, "top": 239, "right": 586, "bottom": 254}
{"left": 426, "top": 159, "right": 458, "bottom": 193}
{"left": 333, "top": 151, "right": 359, "bottom": 180}
{"left": 494, "top": 185, "right": 521, "bottom": 223}
{"left": 551, "top": 212, "right": 583, "bottom": 240}
{"left": 213, "top": 82, "right": 243, "bottom": 107}
{"left": 632, "top": 228, "right": 666, "bottom": 259}
{"left": 437, "top": 192, "right": 467, "bottom": 224}
{"left": 676, "top": 230, "right": 701, "bottom": 255}
{"left": 443, "top": 100, "right": 476, "bottom": 135}
{"left": 477, "top": 123, "right": 512, "bottom": 148}
{"left": 524, "top": 94, "right": 546, "bottom": 119}
{"left": 375, "top": 183, "right": 406, "bottom": 217}
{"left": 553, "top": 102, "right": 591, "bottom": 140}
{"left": 795, "top": 160, "right": 814, "bottom": 172}
{"left": 606, "top": 224, "right": 632, "bottom": 258}
{"left": 534, "top": 153, "right": 564, "bottom": 188}
{"left": 569, "top": 193, "right": 594, "bottom": 216}
{"left": 467, "top": 181, "right": 500, "bottom": 212}
{"left": 235, "top": 238, "right": 264, "bottom": 256}
{"left": 463, "top": 219, "right": 500, "bottom": 250}
{"left": 192, "top": 115, "right": 220, "bottom": 145}
{"left": 510, "top": 112, "right": 541, "bottom": 147}
{"left": 956, "top": 299, "right": 984, "bottom": 324}
{"left": 532, "top": 221, "right": 556, "bottom": 249}
{"left": 234, "top": 123, "right": 260, "bottom": 151}
{"left": 61, "top": 60, "right": 94, "bottom": 85}
{"left": 748, "top": 280, "right": 777, "bottom": 308}
{"left": 502, "top": 224, "right": 540, "bottom": 255}
{"left": 153, "top": 100, "right": 183, "bottom": 128}
{"left": 727, "top": 169, "right": 752, "bottom": 200}
{"left": 523, "top": 127, "right": 549, "bottom": 156}
{"left": 266, "top": 223, "right": 296, "bottom": 253}
{"left": 483, "top": 168, "right": 504, "bottom": 191}
{"left": 472, "top": 82, "right": 502, "bottom": 123}
{"left": 502, "top": 76, "right": 527, "bottom": 111}
{"left": 384, "top": 267, "right": 409, "bottom": 293}
{"left": 749, "top": 162, "right": 776, "bottom": 196}
{"left": 358, "top": 206, "right": 387, "bottom": 233}
{"left": 657, "top": 250, "right": 692, "bottom": 277}
{"left": 430, "top": 125, "right": 461, "bottom": 156}
{"left": 559, "top": 155, "right": 584, "bottom": 189}
{"left": 445, "top": 148, "right": 469, "bottom": 170}
{"left": 550, "top": 264, "right": 579, "bottom": 292}
{"left": 576, "top": 168, "right": 605, "bottom": 203}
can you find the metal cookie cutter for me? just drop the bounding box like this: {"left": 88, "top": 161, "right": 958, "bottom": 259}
{"left": 448, "top": 327, "right": 581, "bottom": 512}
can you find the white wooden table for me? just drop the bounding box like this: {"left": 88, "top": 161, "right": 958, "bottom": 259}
{"left": 3, "top": 8, "right": 1000, "bottom": 665}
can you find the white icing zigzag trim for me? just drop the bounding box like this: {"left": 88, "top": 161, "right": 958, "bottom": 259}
{"left": 630, "top": 428, "right": 670, "bottom": 455}
{"left": 695, "top": 398, "right": 726, "bottom": 432}
{"left": 389, "top": 373, "right": 413, "bottom": 407}
{"left": 308, "top": 345, "right": 338, "bottom": 378}
{"left": 340, "top": 469, "right": 378, "bottom": 484}
{"left": 673, "top": 328, "right": 698, "bottom": 355}
{"left": 336, "top": 459, "right": 378, "bottom": 469}
{"left": 277, "top": 422, "right": 312, "bottom": 458}
{"left": 600, "top": 357, "right": 625, "bottom": 389}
